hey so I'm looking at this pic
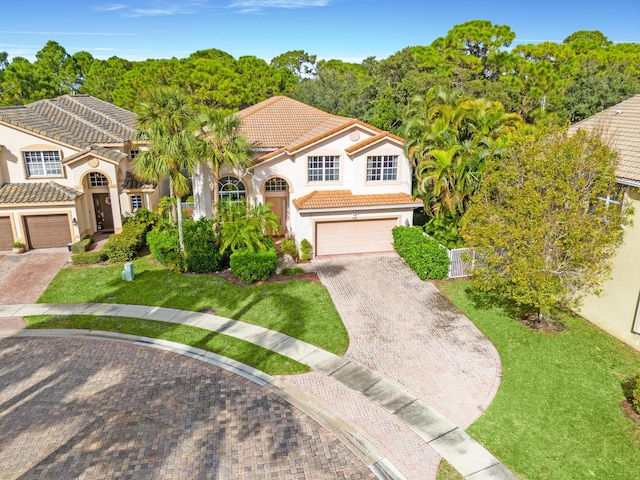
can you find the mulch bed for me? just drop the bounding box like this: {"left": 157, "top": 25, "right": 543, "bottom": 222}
{"left": 621, "top": 400, "right": 640, "bottom": 426}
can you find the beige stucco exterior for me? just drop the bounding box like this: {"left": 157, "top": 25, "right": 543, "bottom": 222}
{"left": 578, "top": 188, "right": 640, "bottom": 352}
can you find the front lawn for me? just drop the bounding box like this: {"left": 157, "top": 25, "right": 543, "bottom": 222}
{"left": 437, "top": 280, "right": 640, "bottom": 480}
{"left": 36, "top": 255, "right": 349, "bottom": 355}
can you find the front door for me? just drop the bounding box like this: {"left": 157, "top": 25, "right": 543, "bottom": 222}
{"left": 267, "top": 196, "right": 287, "bottom": 235}
{"left": 94, "top": 193, "right": 114, "bottom": 232}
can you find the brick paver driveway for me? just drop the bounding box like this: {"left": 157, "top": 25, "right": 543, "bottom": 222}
{"left": 282, "top": 253, "right": 502, "bottom": 479}
{"left": 0, "top": 336, "right": 375, "bottom": 480}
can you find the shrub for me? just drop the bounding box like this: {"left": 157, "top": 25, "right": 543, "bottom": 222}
{"left": 622, "top": 375, "right": 640, "bottom": 414}
{"left": 146, "top": 222, "right": 182, "bottom": 267}
{"left": 280, "top": 238, "right": 298, "bottom": 257}
{"left": 70, "top": 235, "right": 93, "bottom": 254}
{"left": 299, "top": 238, "right": 312, "bottom": 261}
{"left": 184, "top": 218, "right": 228, "bottom": 273}
{"left": 280, "top": 266, "right": 305, "bottom": 276}
{"left": 392, "top": 226, "right": 450, "bottom": 280}
{"left": 104, "top": 214, "right": 154, "bottom": 263}
{"left": 71, "top": 251, "right": 107, "bottom": 265}
{"left": 230, "top": 247, "right": 278, "bottom": 283}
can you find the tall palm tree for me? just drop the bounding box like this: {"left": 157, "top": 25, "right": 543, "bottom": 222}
{"left": 134, "top": 87, "right": 197, "bottom": 251}
{"left": 191, "top": 110, "right": 254, "bottom": 211}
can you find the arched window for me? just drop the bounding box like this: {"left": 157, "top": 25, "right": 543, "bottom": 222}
{"left": 218, "top": 176, "right": 246, "bottom": 201}
{"left": 89, "top": 172, "right": 108, "bottom": 187}
{"left": 265, "top": 177, "right": 288, "bottom": 191}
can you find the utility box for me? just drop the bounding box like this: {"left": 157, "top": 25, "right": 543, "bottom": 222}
{"left": 122, "top": 262, "right": 134, "bottom": 281}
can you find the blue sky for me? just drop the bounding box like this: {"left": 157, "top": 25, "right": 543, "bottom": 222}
{"left": 1, "top": 0, "right": 639, "bottom": 63}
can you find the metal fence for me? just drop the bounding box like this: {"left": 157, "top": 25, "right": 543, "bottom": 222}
{"left": 447, "top": 247, "right": 475, "bottom": 278}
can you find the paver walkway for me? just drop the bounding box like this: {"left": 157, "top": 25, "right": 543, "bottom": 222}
{"left": 0, "top": 335, "right": 375, "bottom": 479}
{"left": 282, "top": 254, "right": 503, "bottom": 479}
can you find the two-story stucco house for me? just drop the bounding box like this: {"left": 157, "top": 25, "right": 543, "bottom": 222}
{"left": 0, "top": 94, "right": 160, "bottom": 250}
{"left": 194, "top": 96, "right": 422, "bottom": 256}
{"left": 569, "top": 94, "right": 640, "bottom": 352}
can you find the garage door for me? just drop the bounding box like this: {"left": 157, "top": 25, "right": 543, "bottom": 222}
{"left": 24, "top": 215, "right": 72, "bottom": 248}
{"left": 316, "top": 218, "right": 397, "bottom": 256}
{"left": 0, "top": 217, "right": 13, "bottom": 250}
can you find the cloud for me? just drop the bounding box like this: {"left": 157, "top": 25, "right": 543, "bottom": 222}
{"left": 93, "top": 4, "right": 127, "bottom": 11}
{"left": 229, "top": 0, "right": 330, "bottom": 9}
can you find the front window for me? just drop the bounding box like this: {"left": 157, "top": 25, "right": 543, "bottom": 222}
{"left": 367, "top": 155, "right": 398, "bottom": 181}
{"left": 130, "top": 194, "right": 143, "bottom": 210}
{"left": 24, "top": 151, "right": 62, "bottom": 177}
{"left": 218, "top": 176, "right": 246, "bottom": 201}
{"left": 308, "top": 155, "right": 340, "bottom": 182}
{"left": 89, "top": 172, "right": 108, "bottom": 187}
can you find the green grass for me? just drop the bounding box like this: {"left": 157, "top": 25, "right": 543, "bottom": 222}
{"left": 27, "top": 314, "right": 308, "bottom": 375}
{"left": 37, "top": 255, "right": 348, "bottom": 355}
{"left": 437, "top": 280, "right": 640, "bottom": 480}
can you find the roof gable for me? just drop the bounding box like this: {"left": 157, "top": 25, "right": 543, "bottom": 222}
{"left": 0, "top": 181, "right": 83, "bottom": 204}
{"left": 569, "top": 94, "right": 640, "bottom": 185}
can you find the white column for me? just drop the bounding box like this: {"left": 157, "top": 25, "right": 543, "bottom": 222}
{"left": 192, "top": 163, "right": 213, "bottom": 219}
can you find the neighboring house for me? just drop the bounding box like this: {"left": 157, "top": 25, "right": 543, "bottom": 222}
{"left": 195, "top": 96, "right": 421, "bottom": 256}
{"left": 569, "top": 94, "right": 640, "bottom": 352}
{"left": 0, "top": 94, "right": 160, "bottom": 250}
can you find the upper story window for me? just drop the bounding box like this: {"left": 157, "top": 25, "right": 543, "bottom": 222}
{"left": 265, "top": 177, "right": 288, "bottom": 191}
{"left": 130, "top": 150, "right": 140, "bottom": 160}
{"left": 24, "top": 151, "right": 62, "bottom": 177}
{"left": 89, "top": 172, "right": 109, "bottom": 187}
{"left": 308, "top": 155, "right": 340, "bottom": 182}
{"left": 130, "top": 194, "right": 143, "bottom": 210}
{"left": 218, "top": 176, "right": 246, "bottom": 201}
{"left": 367, "top": 155, "right": 398, "bottom": 182}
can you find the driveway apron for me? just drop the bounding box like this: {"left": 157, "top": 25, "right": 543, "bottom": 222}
{"left": 281, "top": 253, "right": 502, "bottom": 480}
{"left": 0, "top": 248, "right": 70, "bottom": 328}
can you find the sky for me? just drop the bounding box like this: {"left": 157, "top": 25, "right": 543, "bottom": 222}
{"left": 1, "top": 0, "right": 639, "bottom": 64}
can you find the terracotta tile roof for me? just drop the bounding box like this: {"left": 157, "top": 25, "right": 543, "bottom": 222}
{"left": 237, "top": 96, "right": 397, "bottom": 162}
{"left": 293, "top": 190, "right": 422, "bottom": 211}
{"left": 121, "top": 171, "right": 155, "bottom": 190}
{"left": 0, "top": 181, "right": 83, "bottom": 204}
{"left": 64, "top": 145, "right": 127, "bottom": 164}
{"left": 0, "top": 94, "right": 136, "bottom": 155}
{"left": 569, "top": 94, "right": 640, "bottom": 185}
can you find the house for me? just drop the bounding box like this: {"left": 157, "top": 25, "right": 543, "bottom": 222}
{"left": 195, "top": 96, "right": 422, "bottom": 256}
{"left": 0, "top": 94, "right": 160, "bottom": 250}
{"left": 569, "top": 94, "right": 640, "bottom": 352}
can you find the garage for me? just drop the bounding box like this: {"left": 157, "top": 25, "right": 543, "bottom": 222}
{"left": 315, "top": 218, "right": 397, "bottom": 256}
{"left": 24, "top": 215, "right": 72, "bottom": 249}
{"left": 0, "top": 216, "right": 13, "bottom": 250}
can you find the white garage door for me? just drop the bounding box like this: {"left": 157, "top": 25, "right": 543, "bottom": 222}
{"left": 316, "top": 218, "right": 397, "bottom": 256}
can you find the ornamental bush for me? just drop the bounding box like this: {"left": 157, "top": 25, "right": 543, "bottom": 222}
{"left": 280, "top": 238, "right": 298, "bottom": 257}
{"left": 299, "top": 238, "right": 312, "bottom": 261}
{"left": 622, "top": 375, "right": 640, "bottom": 414}
{"left": 104, "top": 210, "right": 155, "bottom": 263}
{"left": 70, "top": 235, "right": 93, "bottom": 254}
{"left": 229, "top": 247, "right": 278, "bottom": 283}
{"left": 184, "top": 218, "right": 228, "bottom": 273}
{"left": 71, "top": 251, "right": 107, "bottom": 265}
{"left": 146, "top": 221, "right": 183, "bottom": 269}
{"left": 392, "top": 226, "right": 450, "bottom": 280}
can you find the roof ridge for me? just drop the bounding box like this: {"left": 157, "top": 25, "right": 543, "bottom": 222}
{"left": 64, "top": 95, "right": 135, "bottom": 135}
{"left": 40, "top": 100, "right": 124, "bottom": 143}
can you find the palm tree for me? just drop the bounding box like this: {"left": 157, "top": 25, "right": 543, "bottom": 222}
{"left": 134, "top": 87, "right": 197, "bottom": 251}
{"left": 191, "top": 110, "right": 254, "bottom": 212}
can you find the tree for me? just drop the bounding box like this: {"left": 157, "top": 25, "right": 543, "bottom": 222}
{"left": 217, "top": 201, "right": 280, "bottom": 252}
{"left": 460, "top": 128, "right": 630, "bottom": 324}
{"left": 134, "top": 87, "right": 198, "bottom": 251}
{"left": 271, "top": 50, "right": 317, "bottom": 78}
{"left": 190, "top": 109, "right": 254, "bottom": 215}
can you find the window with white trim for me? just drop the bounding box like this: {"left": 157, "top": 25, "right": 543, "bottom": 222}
{"left": 218, "top": 176, "right": 246, "bottom": 201}
{"left": 89, "top": 172, "right": 108, "bottom": 187}
{"left": 130, "top": 194, "right": 143, "bottom": 210}
{"left": 367, "top": 155, "right": 398, "bottom": 181}
{"left": 308, "top": 156, "right": 340, "bottom": 182}
{"left": 24, "top": 151, "right": 62, "bottom": 176}
{"left": 265, "top": 177, "right": 288, "bottom": 191}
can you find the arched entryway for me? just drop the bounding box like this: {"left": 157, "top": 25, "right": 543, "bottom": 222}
{"left": 263, "top": 177, "right": 289, "bottom": 235}
{"left": 87, "top": 172, "right": 114, "bottom": 232}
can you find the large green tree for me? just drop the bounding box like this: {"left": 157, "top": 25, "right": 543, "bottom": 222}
{"left": 460, "top": 128, "right": 630, "bottom": 324}
{"left": 134, "top": 87, "right": 199, "bottom": 251}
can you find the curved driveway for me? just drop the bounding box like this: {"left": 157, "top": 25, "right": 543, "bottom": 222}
{"left": 0, "top": 336, "right": 375, "bottom": 479}
{"left": 283, "top": 254, "right": 502, "bottom": 479}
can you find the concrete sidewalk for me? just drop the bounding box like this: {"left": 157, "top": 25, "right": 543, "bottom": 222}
{"left": 0, "top": 303, "right": 516, "bottom": 480}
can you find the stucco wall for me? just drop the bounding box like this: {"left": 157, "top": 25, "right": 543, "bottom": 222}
{"left": 578, "top": 188, "right": 640, "bottom": 352}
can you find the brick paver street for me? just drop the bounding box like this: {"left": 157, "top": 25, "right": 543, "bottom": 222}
{"left": 282, "top": 254, "right": 502, "bottom": 479}
{"left": 0, "top": 336, "right": 375, "bottom": 480}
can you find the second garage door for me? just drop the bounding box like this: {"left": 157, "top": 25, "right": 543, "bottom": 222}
{"left": 316, "top": 218, "right": 397, "bottom": 256}
{"left": 24, "top": 215, "right": 72, "bottom": 248}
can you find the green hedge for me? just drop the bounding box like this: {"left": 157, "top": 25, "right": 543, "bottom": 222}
{"left": 71, "top": 251, "right": 107, "bottom": 265}
{"left": 70, "top": 235, "right": 93, "bottom": 254}
{"left": 146, "top": 222, "right": 183, "bottom": 270}
{"left": 184, "top": 218, "right": 228, "bottom": 273}
{"left": 103, "top": 212, "right": 154, "bottom": 263}
{"left": 230, "top": 247, "right": 278, "bottom": 283}
{"left": 392, "top": 226, "right": 450, "bottom": 280}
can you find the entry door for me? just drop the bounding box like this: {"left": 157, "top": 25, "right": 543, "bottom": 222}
{"left": 266, "top": 196, "right": 287, "bottom": 235}
{"left": 94, "top": 193, "right": 114, "bottom": 232}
